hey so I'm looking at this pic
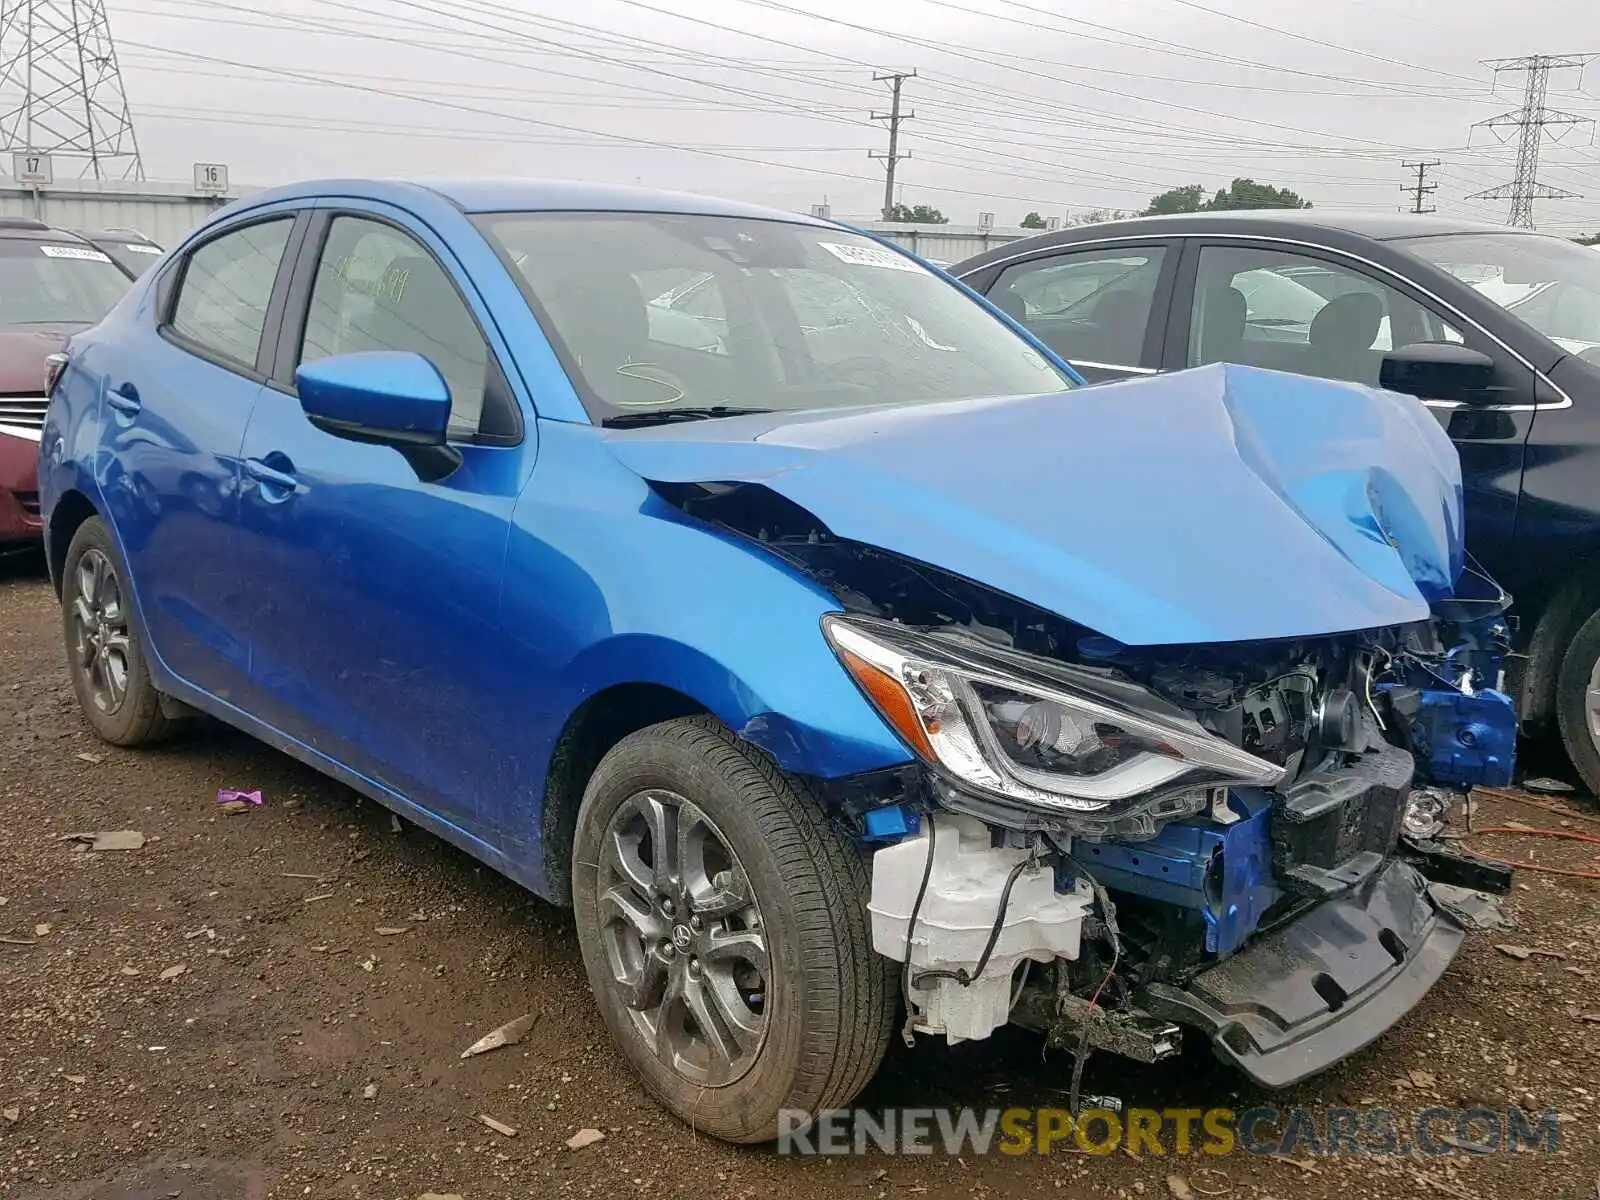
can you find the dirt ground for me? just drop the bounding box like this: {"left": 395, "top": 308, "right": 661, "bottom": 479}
{"left": 4, "top": 550, "right": 1600, "bottom": 1200}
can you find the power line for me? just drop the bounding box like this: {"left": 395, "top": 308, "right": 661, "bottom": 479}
{"left": 912, "top": 0, "right": 1485, "bottom": 97}
{"left": 869, "top": 70, "right": 914, "bottom": 219}
{"left": 112, "top": 39, "right": 1092, "bottom": 210}
{"left": 129, "top": 0, "right": 1493, "bottom": 195}
{"left": 1401, "top": 160, "right": 1440, "bottom": 213}
{"left": 1153, "top": 0, "right": 1488, "bottom": 87}
{"left": 1467, "top": 53, "right": 1598, "bottom": 228}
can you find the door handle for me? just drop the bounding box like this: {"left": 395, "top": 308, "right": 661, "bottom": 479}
{"left": 106, "top": 381, "right": 141, "bottom": 416}
{"left": 244, "top": 456, "right": 299, "bottom": 500}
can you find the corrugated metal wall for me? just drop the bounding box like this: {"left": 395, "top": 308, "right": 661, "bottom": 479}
{"left": 858, "top": 222, "right": 1028, "bottom": 266}
{"left": 0, "top": 180, "right": 259, "bottom": 247}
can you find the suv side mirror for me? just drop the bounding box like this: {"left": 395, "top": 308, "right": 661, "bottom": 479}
{"left": 1379, "top": 342, "right": 1497, "bottom": 406}
{"left": 296, "top": 351, "right": 451, "bottom": 447}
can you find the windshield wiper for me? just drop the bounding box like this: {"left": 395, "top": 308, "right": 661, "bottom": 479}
{"left": 602, "top": 406, "right": 772, "bottom": 428}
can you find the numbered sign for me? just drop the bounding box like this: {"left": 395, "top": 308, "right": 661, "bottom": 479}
{"left": 12, "top": 152, "right": 53, "bottom": 186}
{"left": 193, "top": 162, "right": 229, "bottom": 194}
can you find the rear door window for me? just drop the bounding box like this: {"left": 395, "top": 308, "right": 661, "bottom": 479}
{"left": 169, "top": 219, "right": 296, "bottom": 370}
{"left": 1186, "top": 244, "right": 1460, "bottom": 386}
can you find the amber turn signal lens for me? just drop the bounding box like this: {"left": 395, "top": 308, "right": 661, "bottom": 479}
{"left": 837, "top": 647, "right": 937, "bottom": 760}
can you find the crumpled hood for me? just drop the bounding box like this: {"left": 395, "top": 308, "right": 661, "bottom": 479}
{"left": 602, "top": 363, "right": 1466, "bottom": 646}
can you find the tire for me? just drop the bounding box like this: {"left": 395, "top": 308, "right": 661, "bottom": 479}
{"left": 1555, "top": 605, "right": 1600, "bottom": 797}
{"left": 571, "top": 715, "right": 895, "bottom": 1143}
{"left": 60, "top": 517, "right": 178, "bottom": 747}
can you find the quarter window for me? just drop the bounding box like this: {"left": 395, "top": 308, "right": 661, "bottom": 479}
{"left": 989, "top": 246, "right": 1167, "bottom": 368}
{"left": 301, "top": 217, "right": 491, "bottom": 441}
{"left": 169, "top": 218, "right": 295, "bottom": 369}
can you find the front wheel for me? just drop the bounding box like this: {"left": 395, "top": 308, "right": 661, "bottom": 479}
{"left": 571, "top": 716, "right": 895, "bottom": 1143}
{"left": 1555, "top": 605, "right": 1600, "bottom": 797}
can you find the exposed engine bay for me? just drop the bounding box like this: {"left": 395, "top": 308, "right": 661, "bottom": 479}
{"left": 655, "top": 479, "right": 1518, "bottom": 1088}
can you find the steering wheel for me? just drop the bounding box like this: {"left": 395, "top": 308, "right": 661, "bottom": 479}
{"left": 1577, "top": 344, "right": 1600, "bottom": 366}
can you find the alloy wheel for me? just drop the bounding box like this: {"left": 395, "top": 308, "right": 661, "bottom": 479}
{"left": 70, "top": 548, "right": 132, "bottom": 716}
{"left": 1587, "top": 653, "right": 1600, "bottom": 758}
{"left": 596, "top": 789, "right": 769, "bottom": 1087}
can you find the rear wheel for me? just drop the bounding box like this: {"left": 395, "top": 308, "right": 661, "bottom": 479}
{"left": 61, "top": 517, "right": 178, "bottom": 746}
{"left": 571, "top": 716, "right": 894, "bottom": 1143}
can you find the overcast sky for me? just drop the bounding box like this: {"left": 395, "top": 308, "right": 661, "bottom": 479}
{"left": 46, "top": 0, "right": 1600, "bottom": 232}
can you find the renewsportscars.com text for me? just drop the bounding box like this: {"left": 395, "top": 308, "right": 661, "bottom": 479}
{"left": 776, "top": 1106, "right": 1561, "bottom": 1158}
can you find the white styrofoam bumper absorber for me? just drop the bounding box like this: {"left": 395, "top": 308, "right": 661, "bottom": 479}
{"left": 868, "top": 814, "right": 1093, "bottom": 1044}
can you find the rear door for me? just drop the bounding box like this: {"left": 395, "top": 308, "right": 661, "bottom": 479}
{"left": 233, "top": 201, "right": 531, "bottom": 842}
{"left": 101, "top": 207, "right": 305, "bottom": 705}
{"left": 1166, "top": 236, "right": 1538, "bottom": 584}
{"left": 962, "top": 240, "right": 1178, "bottom": 383}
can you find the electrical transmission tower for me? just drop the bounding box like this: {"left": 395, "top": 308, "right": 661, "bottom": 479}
{"left": 1401, "top": 160, "right": 1439, "bottom": 214}
{"left": 0, "top": 0, "right": 144, "bottom": 182}
{"left": 869, "top": 70, "right": 915, "bottom": 221}
{"left": 1467, "top": 53, "right": 1595, "bottom": 229}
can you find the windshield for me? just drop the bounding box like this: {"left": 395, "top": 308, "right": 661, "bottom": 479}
{"left": 1399, "top": 232, "right": 1600, "bottom": 353}
{"left": 473, "top": 212, "right": 1073, "bottom": 423}
{"left": 0, "top": 241, "right": 132, "bottom": 326}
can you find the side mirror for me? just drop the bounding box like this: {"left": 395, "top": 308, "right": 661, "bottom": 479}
{"left": 295, "top": 351, "right": 452, "bottom": 447}
{"left": 1379, "top": 342, "right": 1497, "bottom": 406}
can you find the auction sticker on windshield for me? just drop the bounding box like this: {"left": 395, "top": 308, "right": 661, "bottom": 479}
{"left": 123, "top": 243, "right": 162, "bottom": 255}
{"left": 818, "top": 241, "right": 925, "bottom": 272}
{"left": 40, "top": 245, "right": 112, "bottom": 262}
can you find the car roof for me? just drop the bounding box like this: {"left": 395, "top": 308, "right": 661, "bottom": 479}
{"left": 76, "top": 228, "right": 159, "bottom": 243}
{"left": 237, "top": 177, "right": 829, "bottom": 225}
{"left": 1018, "top": 209, "right": 1513, "bottom": 242}
{"left": 0, "top": 217, "right": 95, "bottom": 243}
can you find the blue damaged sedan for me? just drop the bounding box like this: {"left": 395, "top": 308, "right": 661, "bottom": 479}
{"left": 39, "top": 179, "right": 1517, "bottom": 1142}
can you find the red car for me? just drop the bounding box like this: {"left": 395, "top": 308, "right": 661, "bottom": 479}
{"left": 0, "top": 217, "right": 136, "bottom": 546}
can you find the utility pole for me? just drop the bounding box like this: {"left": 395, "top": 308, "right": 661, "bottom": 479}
{"left": 1401, "top": 160, "right": 1440, "bottom": 214}
{"left": 869, "top": 70, "right": 915, "bottom": 221}
{"left": 1467, "top": 53, "right": 1596, "bottom": 229}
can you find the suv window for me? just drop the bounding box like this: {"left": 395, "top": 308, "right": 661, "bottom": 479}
{"left": 1189, "top": 245, "right": 1461, "bottom": 386}
{"left": 301, "top": 216, "right": 491, "bottom": 440}
{"left": 169, "top": 218, "right": 295, "bottom": 369}
{"left": 989, "top": 247, "right": 1167, "bottom": 368}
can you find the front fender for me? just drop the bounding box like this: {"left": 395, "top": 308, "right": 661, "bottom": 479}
{"left": 503, "top": 421, "right": 915, "bottom": 781}
{"left": 558, "top": 626, "right": 911, "bottom": 778}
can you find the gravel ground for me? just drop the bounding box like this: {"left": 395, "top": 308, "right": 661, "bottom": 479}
{"left": 3, "top": 550, "right": 1600, "bottom": 1200}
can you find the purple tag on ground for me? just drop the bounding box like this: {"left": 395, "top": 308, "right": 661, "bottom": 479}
{"left": 217, "top": 788, "right": 263, "bottom": 806}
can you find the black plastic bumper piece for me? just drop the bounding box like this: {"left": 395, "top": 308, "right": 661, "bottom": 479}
{"left": 1400, "top": 834, "right": 1515, "bottom": 894}
{"left": 1138, "top": 859, "right": 1463, "bottom": 1089}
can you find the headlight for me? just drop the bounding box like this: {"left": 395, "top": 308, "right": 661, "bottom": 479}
{"left": 823, "top": 614, "right": 1284, "bottom": 814}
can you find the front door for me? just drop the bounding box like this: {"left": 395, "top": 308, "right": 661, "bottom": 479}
{"left": 234, "top": 206, "right": 530, "bottom": 842}
{"left": 1172, "top": 240, "right": 1538, "bottom": 581}
{"left": 100, "top": 212, "right": 302, "bottom": 704}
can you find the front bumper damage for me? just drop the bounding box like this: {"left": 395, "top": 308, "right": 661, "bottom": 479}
{"left": 1140, "top": 858, "right": 1463, "bottom": 1088}
{"left": 867, "top": 746, "right": 1508, "bottom": 1089}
